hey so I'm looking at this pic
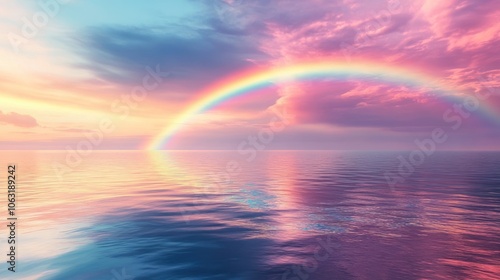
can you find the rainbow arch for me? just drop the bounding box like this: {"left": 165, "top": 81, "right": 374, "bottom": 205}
{"left": 146, "top": 60, "right": 498, "bottom": 150}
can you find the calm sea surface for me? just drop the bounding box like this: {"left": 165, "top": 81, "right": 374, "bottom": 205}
{"left": 0, "top": 151, "right": 499, "bottom": 280}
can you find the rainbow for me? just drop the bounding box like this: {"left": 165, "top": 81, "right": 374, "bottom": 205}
{"left": 146, "top": 60, "right": 498, "bottom": 150}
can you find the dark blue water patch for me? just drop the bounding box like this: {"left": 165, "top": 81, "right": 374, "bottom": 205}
{"left": 45, "top": 204, "right": 277, "bottom": 279}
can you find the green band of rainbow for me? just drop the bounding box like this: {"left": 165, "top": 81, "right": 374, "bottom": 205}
{"left": 146, "top": 61, "right": 498, "bottom": 150}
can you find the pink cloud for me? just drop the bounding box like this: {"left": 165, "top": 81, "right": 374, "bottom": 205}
{"left": 279, "top": 81, "right": 455, "bottom": 130}
{"left": 0, "top": 110, "right": 39, "bottom": 128}
{"left": 249, "top": 0, "right": 496, "bottom": 75}
{"left": 237, "top": 0, "right": 499, "bottom": 136}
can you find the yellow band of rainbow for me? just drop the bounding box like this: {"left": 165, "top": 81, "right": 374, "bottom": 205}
{"left": 146, "top": 60, "right": 498, "bottom": 150}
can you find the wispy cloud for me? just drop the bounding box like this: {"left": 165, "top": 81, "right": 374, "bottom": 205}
{"left": 0, "top": 0, "right": 498, "bottom": 149}
{"left": 0, "top": 110, "right": 39, "bottom": 128}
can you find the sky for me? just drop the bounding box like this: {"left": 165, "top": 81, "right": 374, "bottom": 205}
{"left": 0, "top": 0, "right": 499, "bottom": 150}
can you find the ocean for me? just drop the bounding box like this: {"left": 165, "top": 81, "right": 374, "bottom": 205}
{"left": 1, "top": 151, "right": 499, "bottom": 280}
